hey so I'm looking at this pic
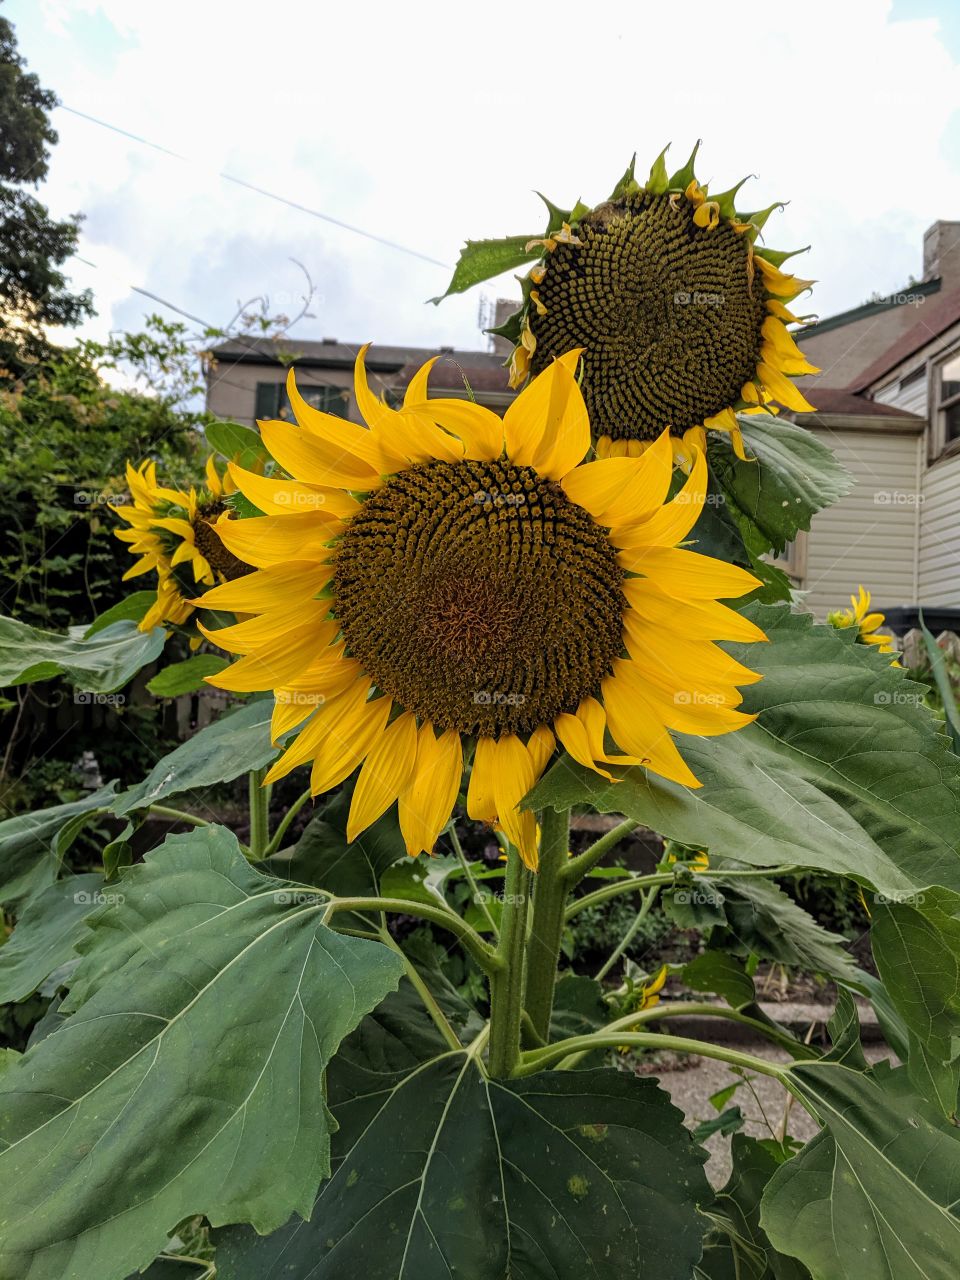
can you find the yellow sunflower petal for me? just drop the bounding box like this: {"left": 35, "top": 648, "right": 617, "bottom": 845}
{"left": 214, "top": 512, "right": 338, "bottom": 569}
{"left": 612, "top": 447, "right": 707, "bottom": 548}
{"left": 601, "top": 672, "right": 702, "bottom": 790}
{"left": 191, "top": 561, "right": 331, "bottom": 612}
{"left": 489, "top": 735, "right": 540, "bottom": 870}
{"left": 197, "top": 604, "right": 334, "bottom": 656}
{"left": 347, "top": 711, "right": 419, "bottom": 842}
{"left": 561, "top": 428, "right": 674, "bottom": 527}
{"left": 258, "top": 419, "right": 382, "bottom": 492}
{"left": 414, "top": 398, "right": 504, "bottom": 462}
{"left": 467, "top": 736, "right": 498, "bottom": 823}
{"left": 289, "top": 363, "right": 399, "bottom": 474}
{"left": 227, "top": 464, "right": 360, "bottom": 519}
{"left": 756, "top": 362, "right": 816, "bottom": 413}
{"left": 398, "top": 724, "right": 463, "bottom": 857}
{"left": 263, "top": 679, "right": 372, "bottom": 785}
{"left": 618, "top": 546, "right": 761, "bottom": 600}
{"left": 309, "top": 695, "right": 392, "bottom": 797}
{"left": 623, "top": 578, "right": 767, "bottom": 643}
{"left": 503, "top": 350, "right": 588, "bottom": 480}
{"left": 206, "top": 620, "right": 335, "bottom": 692}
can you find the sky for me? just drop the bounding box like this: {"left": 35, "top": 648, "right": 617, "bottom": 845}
{"left": 7, "top": 0, "right": 960, "bottom": 362}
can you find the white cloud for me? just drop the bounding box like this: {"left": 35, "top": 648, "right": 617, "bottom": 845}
{"left": 11, "top": 0, "right": 960, "bottom": 358}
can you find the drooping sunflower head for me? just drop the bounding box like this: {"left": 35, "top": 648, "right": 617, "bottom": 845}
{"left": 198, "top": 346, "right": 766, "bottom": 869}
{"left": 828, "top": 585, "right": 899, "bottom": 663}
{"left": 443, "top": 144, "right": 818, "bottom": 462}
{"left": 113, "top": 455, "right": 248, "bottom": 632}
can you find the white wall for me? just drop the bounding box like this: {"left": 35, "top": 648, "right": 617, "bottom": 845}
{"left": 919, "top": 451, "right": 960, "bottom": 605}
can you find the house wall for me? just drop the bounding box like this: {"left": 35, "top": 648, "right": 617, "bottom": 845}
{"left": 206, "top": 360, "right": 356, "bottom": 426}
{"left": 800, "top": 421, "right": 923, "bottom": 616}
{"left": 918, "top": 453, "right": 960, "bottom": 604}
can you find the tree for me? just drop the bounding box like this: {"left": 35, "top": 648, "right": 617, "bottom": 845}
{"left": 0, "top": 14, "right": 93, "bottom": 377}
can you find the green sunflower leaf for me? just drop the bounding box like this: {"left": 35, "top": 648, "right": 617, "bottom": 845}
{"left": 527, "top": 604, "right": 960, "bottom": 900}
{"left": 0, "top": 784, "right": 117, "bottom": 907}
{"left": 698, "top": 1133, "right": 810, "bottom": 1280}
{"left": 761, "top": 1061, "right": 960, "bottom": 1279}
{"left": 709, "top": 415, "right": 854, "bottom": 555}
{"left": 0, "top": 826, "right": 404, "bottom": 1280}
{"left": 112, "top": 697, "right": 276, "bottom": 817}
{"left": 145, "top": 652, "right": 229, "bottom": 697}
{"left": 429, "top": 235, "right": 542, "bottom": 304}
{"left": 83, "top": 591, "right": 156, "bottom": 638}
{"left": 0, "top": 616, "right": 165, "bottom": 692}
{"left": 0, "top": 872, "right": 102, "bottom": 1004}
{"left": 204, "top": 419, "right": 268, "bottom": 466}
{"left": 214, "top": 1060, "right": 711, "bottom": 1280}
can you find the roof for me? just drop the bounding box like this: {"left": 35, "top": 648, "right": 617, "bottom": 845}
{"left": 850, "top": 283, "right": 960, "bottom": 392}
{"left": 794, "top": 277, "right": 941, "bottom": 341}
{"left": 210, "top": 336, "right": 504, "bottom": 377}
{"left": 800, "top": 387, "right": 924, "bottom": 420}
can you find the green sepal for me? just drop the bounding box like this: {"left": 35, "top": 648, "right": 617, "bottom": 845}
{"left": 429, "top": 235, "right": 542, "bottom": 304}
{"left": 711, "top": 174, "right": 754, "bottom": 219}
{"left": 742, "top": 200, "right": 786, "bottom": 232}
{"left": 753, "top": 244, "right": 811, "bottom": 269}
{"left": 668, "top": 139, "right": 701, "bottom": 189}
{"left": 646, "top": 143, "right": 671, "bottom": 194}
{"left": 608, "top": 153, "right": 639, "bottom": 201}
{"left": 485, "top": 304, "right": 524, "bottom": 345}
{"left": 535, "top": 190, "right": 572, "bottom": 234}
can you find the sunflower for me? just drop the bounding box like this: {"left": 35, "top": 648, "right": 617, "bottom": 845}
{"left": 828, "top": 586, "right": 899, "bottom": 663}
{"left": 438, "top": 144, "right": 818, "bottom": 465}
{"left": 198, "top": 347, "right": 766, "bottom": 868}
{"left": 113, "top": 455, "right": 248, "bottom": 633}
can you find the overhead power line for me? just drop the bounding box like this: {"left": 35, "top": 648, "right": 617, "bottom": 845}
{"left": 59, "top": 104, "right": 450, "bottom": 270}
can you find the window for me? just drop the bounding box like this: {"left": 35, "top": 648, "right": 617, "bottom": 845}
{"left": 771, "top": 533, "right": 806, "bottom": 584}
{"left": 938, "top": 352, "right": 960, "bottom": 450}
{"left": 255, "top": 380, "right": 349, "bottom": 421}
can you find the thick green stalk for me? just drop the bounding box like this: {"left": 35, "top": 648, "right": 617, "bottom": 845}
{"left": 323, "top": 896, "right": 500, "bottom": 973}
{"left": 248, "top": 768, "right": 270, "bottom": 859}
{"left": 522, "top": 807, "right": 571, "bottom": 1043}
{"left": 263, "top": 788, "right": 312, "bottom": 857}
{"left": 486, "top": 850, "right": 532, "bottom": 1078}
{"left": 516, "top": 1031, "right": 790, "bottom": 1080}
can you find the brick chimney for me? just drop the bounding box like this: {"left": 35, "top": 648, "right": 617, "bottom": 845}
{"left": 923, "top": 221, "right": 960, "bottom": 285}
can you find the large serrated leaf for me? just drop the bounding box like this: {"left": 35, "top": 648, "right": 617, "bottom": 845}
{"left": 710, "top": 416, "right": 854, "bottom": 554}
{"left": 0, "top": 784, "right": 117, "bottom": 907}
{"left": 528, "top": 605, "right": 960, "bottom": 898}
{"left": 429, "top": 235, "right": 542, "bottom": 302}
{"left": 761, "top": 1061, "right": 960, "bottom": 1279}
{"left": 0, "top": 826, "right": 404, "bottom": 1280}
{"left": 215, "top": 1059, "right": 711, "bottom": 1279}
{"left": 0, "top": 873, "right": 102, "bottom": 1003}
{"left": 112, "top": 698, "right": 276, "bottom": 816}
{"left": 0, "top": 616, "right": 165, "bottom": 691}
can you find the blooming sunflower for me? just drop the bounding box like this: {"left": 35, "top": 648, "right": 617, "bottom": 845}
{"left": 197, "top": 347, "right": 766, "bottom": 868}
{"left": 828, "top": 586, "right": 899, "bottom": 663}
{"left": 436, "top": 144, "right": 818, "bottom": 464}
{"left": 113, "top": 455, "right": 249, "bottom": 633}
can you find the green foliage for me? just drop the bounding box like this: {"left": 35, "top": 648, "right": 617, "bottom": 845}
{"left": 0, "top": 16, "right": 92, "bottom": 376}
{"left": 0, "top": 616, "right": 164, "bottom": 691}
{"left": 0, "top": 827, "right": 404, "bottom": 1279}
{"left": 429, "top": 235, "right": 542, "bottom": 303}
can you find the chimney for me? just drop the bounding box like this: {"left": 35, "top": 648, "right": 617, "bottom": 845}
{"left": 489, "top": 297, "right": 522, "bottom": 356}
{"left": 923, "top": 221, "right": 960, "bottom": 285}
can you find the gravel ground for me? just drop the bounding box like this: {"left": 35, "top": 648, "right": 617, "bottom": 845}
{"left": 654, "top": 1042, "right": 894, "bottom": 1185}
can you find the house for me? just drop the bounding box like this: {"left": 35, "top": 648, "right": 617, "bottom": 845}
{"left": 205, "top": 224, "right": 960, "bottom": 620}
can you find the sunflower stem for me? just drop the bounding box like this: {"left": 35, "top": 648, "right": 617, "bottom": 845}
{"left": 247, "top": 768, "right": 271, "bottom": 859}
{"left": 514, "top": 1031, "right": 791, "bottom": 1081}
{"left": 263, "top": 788, "right": 312, "bottom": 857}
{"left": 593, "top": 885, "right": 660, "bottom": 982}
{"left": 447, "top": 822, "right": 499, "bottom": 939}
{"left": 522, "top": 807, "right": 571, "bottom": 1044}
{"left": 376, "top": 927, "right": 462, "bottom": 1052}
{"left": 486, "top": 848, "right": 532, "bottom": 1078}
{"left": 564, "top": 817, "right": 641, "bottom": 887}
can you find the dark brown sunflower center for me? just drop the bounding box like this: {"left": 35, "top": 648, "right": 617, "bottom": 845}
{"left": 333, "top": 460, "right": 625, "bottom": 735}
{"left": 529, "top": 190, "right": 766, "bottom": 441}
{"left": 193, "top": 502, "right": 254, "bottom": 582}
